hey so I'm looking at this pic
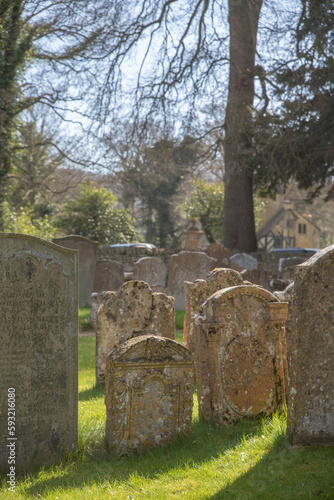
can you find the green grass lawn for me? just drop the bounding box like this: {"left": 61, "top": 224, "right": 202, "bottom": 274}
{"left": 1, "top": 328, "right": 334, "bottom": 499}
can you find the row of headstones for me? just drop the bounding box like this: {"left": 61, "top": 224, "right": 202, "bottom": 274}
{"left": 95, "top": 250, "right": 334, "bottom": 452}
{"left": 95, "top": 273, "right": 288, "bottom": 456}
{"left": 53, "top": 235, "right": 304, "bottom": 309}
{"left": 1, "top": 233, "right": 333, "bottom": 474}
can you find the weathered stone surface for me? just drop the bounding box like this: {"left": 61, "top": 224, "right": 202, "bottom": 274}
{"left": 275, "top": 282, "right": 296, "bottom": 397}
{"left": 90, "top": 291, "right": 106, "bottom": 331}
{"left": 105, "top": 335, "right": 194, "bottom": 454}
{"left": 278, "top": 256, "right": 306, "bottom": 281}
{"left": 0, "top": 234, "right": 78, "bottom": 473}
{"left": 203, "top": 244, "right": 230, "bottom": 268}
{"left": 53, "top": 235, "right": 98, "bottom": 307}
{"left": 96, "top": 281, "right": 175, "bottom": 383}
{"left": 287, "top": 246, "right": 334, "bottom": 445}
{"left": 167, "top": 251, "right": 216, "bottom": 310}
{"left": 183, "top": 268, "right": 244, "bottom": 354}
{"left": 93, "top": 259, "right": 124, "bottom": 293}
{"left": 133, "top": 257, "right": 167, "bottom": 287}
{"left": 195, "top": 285, "right": 288, "bottom": 424}
{"left": 230, "top": 253, "right": 258, "bottom": 271}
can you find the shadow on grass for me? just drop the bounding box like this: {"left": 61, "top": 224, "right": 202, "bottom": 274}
{"left": 79, "top": 384, "right": 105, "bottom": 402}
{"left": 23, "top": 417, "right": 262, "bottom": 498}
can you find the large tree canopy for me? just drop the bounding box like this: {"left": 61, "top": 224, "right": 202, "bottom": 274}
{"left": 253, "top": 0, "right": 334, "bottom": 200}
{"left": 91, "top": 0, "right": 278, "bottom": 252}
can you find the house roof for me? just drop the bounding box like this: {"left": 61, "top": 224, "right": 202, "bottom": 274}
{"left": 257, "top": 207, "right": 321, "bottom": 239}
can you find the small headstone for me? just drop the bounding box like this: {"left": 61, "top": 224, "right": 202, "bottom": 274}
{"left": 105, "top": 335, "right": 194, "bottom": 454}
{"left": 195, "top": 285, "right": 288, "bottom": 424}
{"left": 278, "top": 256, "right": 307, "bottom": 280}
{"left": 288, "top": 246, "right": 334, "bottom": 445}
{"left": 0, "top": 234, "right": 78, "bottom": 473}
{"left": 203, "top": 243, "right": 230, "bottom": 268}
{"left": 90, "top": 291, "right": 106, "bottom": 331}
{"left": 93, "top": 259, "right": 124, "bottom": 292}
{"left": 96, "top": 281, "right": 175, "bottom": 383}
{"left": 230, "top": 253, "right": 258, "bottom": 271}
{"left": 53, "top": 235, "right": 98, "bottom": 307}
{"left": 167, "top": 251, "right": 216, "bottom": 310}
{"left": 133, "top": 257, "right": 167, "bottom": 288}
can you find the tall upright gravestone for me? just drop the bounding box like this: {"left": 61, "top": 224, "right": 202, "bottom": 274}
{"left": 0, "top": 234, "right": 78, "bottom": 473}
{"left": 288, "top": 245, "right": 334, "bottom": 445}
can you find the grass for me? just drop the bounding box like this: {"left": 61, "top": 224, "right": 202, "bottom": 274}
{"left": 2, "top": 321, "right": 333, "bottom": 499}
{"left": 175, "top": 309, "right": 185, "bottom": 331}
{"left": 78, "top": 307, "right": 92, "bottom": 331}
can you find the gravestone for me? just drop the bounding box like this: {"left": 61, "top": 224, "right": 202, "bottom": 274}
{"left": 0, "top": 234, "right": 78, "bottom": 473}
{"left": 288, "top": 246, "right": 334, "bottom": 445}
{"left": 203, "top": 243, "right": 230, "bottom": 268}
{"left": 90, "top": 291, "right": 106, "bottom": 331}
{"left": 230, "top": 253, "right": 258, "bottom": 271}
{"left": 105, "top": 335, "right": 194, "bottom": 454}
{"left": 93, "top": 259, "right": 124, "bottom": 293}
{"left": 167, "top": 251, "right": 216, "bottom": 310}
{"left": 53, "top": 235, "right": 98, "bottom": 307}
{"left": 195, "top": 285, "right": 288, "bottom": 423}
{"left": 96, "top": 281, "right": 175, "bottom": 383}
{"left": 184, "top": 268, "right": 244, "bottom": 354}
{"left": 133, "top": 257, "right": 167, "bottom": 288}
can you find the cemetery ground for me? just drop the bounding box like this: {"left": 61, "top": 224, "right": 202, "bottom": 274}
{"left": 1, "top": 314, "right": 333, "bottom": 499}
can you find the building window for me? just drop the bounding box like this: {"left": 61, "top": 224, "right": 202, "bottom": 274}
{"left": 298, "top": 223, "right": 306, "bottom": 234}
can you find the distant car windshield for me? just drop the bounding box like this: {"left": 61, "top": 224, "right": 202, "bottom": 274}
{"left": 108, "top": 243, "right": 156, "bottom": 249}
{"left": 269, "top": 247, "right": 319, "bottom": 254}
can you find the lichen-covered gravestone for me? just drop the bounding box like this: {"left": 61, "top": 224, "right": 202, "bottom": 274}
{"left": 96, "top": 281, "right": 175, "bottom": 383}
{"left": 288, "top": 245, "right": 334, "bottom": 445}
{"left": 105, "top": 335, "right": 194, "bottom": 454}
{"left": 0, "top": 234, "right": 78, "bottom": 474}
{"left": 167, "top": 251, "right": 216, "bottom": 310}
{"left": 196, "top": 285, "right": 288, "bottom": 424}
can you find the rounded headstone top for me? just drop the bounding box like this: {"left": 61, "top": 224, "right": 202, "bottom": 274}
{"left": 107, "top": 335, "right": 193, "bottom": 364}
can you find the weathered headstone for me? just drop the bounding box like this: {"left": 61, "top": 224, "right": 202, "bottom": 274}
{"left": 0, "top": 234, "right": 78, "bottom": 474}
{"left": 167, "top": 251, "right": 216, "bottom": 310}
{"left": 105, "top": 335, "right": 194, "bottom": 454}
{"left": 133, "top": 257, "right": 167, "bottom": 288}
{"left": 195, "top": 285, "right": 288, "bottom": 424}
{"left": 90, "top": 291, "right": 106, "bottom": 331}
{"left": 53, "top": 235, "right": 98, "bottom": 307}
{"left": 203, "top": 243, "right": 230, "bottom": 268}
{"left": 288, "top": 246, "right": 334, "bottom": 445}
{"left": 184, "top": 268, "right": 244, "bottom": 354}
{"left": 96, "top": 281, "right": 175, "bottom": 383}
{"left": 93, "top": 259, "right": 124, "bottom": 293}
{"left": 230, "top": 253, "right": 258, "bottom": 271}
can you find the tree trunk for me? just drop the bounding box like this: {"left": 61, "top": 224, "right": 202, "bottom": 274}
{"left": 224, "top": 0, "right": 263, "bottom": 252}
